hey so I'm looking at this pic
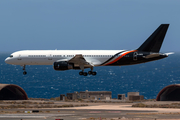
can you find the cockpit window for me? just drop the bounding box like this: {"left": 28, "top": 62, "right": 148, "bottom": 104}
{"left": 10, "top": 55, "right": 13, "bottom": 58}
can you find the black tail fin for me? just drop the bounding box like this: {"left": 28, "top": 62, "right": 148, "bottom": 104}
{"left": 137, "top": 24, "right": 169, "bottom": 52}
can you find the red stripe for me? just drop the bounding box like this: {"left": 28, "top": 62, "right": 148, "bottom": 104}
{"left": 105, "top": 50, "right": 138, "bottom": 65}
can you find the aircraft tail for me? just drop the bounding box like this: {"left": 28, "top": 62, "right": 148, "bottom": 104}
{"left": 137, "top": 24, "right": 169, "bottom": 52}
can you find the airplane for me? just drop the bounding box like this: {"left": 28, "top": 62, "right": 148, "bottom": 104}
{"left": 5, "top": 24, "right": 172, "bottom": 76}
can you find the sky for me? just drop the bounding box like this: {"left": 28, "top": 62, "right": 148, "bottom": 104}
{"left": 0, "top": 0, "right": 180, "bottom": 52}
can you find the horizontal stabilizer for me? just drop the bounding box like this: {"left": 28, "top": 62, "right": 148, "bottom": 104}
{"left": 143, "top": 53, "right": 160, "bottom": 59}
{"left": 165, "top": 52, "right": 174, "bottom": 56}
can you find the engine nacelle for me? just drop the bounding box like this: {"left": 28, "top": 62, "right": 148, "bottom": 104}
{"left": 53, "top": 61, "right": 73, "bottom": 71}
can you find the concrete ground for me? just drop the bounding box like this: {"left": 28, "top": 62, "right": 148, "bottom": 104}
{"left": 1, "top": 101, "right": 180, "bottom": 120}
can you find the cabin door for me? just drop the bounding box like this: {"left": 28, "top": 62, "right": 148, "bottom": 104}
{"left": 18, "top": 54, "right": 22, "bottom": 60}
{"left": 133, "top": 52, "right": 137, "bottom": 61}
{"left": 48, "top": 54, "right": 52, "bottom": 60}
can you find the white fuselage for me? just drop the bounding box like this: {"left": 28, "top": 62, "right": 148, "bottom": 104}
{"left": 5, "top": 50, "right": 125, "bottom": 66}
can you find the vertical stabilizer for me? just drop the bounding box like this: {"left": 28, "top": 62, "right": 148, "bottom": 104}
{"left": 137, "top": 24, "right": 169, "bottom": 52}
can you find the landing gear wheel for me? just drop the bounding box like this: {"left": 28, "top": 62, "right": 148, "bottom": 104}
{"left": 92, "top": 72, "right": 97, "bottom": 76}
{"left": 88, "top": 71, "right": 92, "bottom": 75}
{"left": 83, "top": 72, "right": 88, "bottom": 76}
{"left": 23, "top": 71, "right": 27, "bottom": 75}
{"left": 79, "top": 71, "right": 83, "bottom": 75}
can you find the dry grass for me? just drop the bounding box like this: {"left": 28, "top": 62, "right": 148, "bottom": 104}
{"left": 0, "top": 104, "right": 88, "bottom": 109}
{"left": 127, "top": 112, "right": 180, "bottom": 115}
{"left": 0, "top": 101, "right": 54, "bottom": 104}
{"left": 132, "top": 103, "right": 180, "bottom": 109}
{"left": 0, "top": 100, "right": 88, "bottom": 109}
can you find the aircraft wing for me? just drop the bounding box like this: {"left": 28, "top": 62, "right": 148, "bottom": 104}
{"left": 68, "top": 54, "right": 93, "bottom": 70}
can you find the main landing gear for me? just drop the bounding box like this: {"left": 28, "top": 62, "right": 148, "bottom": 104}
{"left": 79, "top": 67, "right": 97, "bottom": 76}
{"left": 79, "top": 71, "right": 97, "bottom": 76}
{"left": 22, "top": 65, "right": 27, "bottom": 75}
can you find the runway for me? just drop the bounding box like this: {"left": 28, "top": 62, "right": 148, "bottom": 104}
{"left": 0, "top": 113, "right": 75, "bottom": 119}
{"left": 0, "top": 109, "right": 157, "bottom": 120}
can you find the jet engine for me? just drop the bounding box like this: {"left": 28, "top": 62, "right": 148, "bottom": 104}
{"left": 53, "top": 61, "right": 73, "bottom": 71}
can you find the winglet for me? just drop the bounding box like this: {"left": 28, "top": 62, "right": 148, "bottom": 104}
{"left": 137, "top": 24, "right": 169, "bottom": 52}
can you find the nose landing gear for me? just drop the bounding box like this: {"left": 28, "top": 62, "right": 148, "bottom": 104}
{"left": 22, "top": 65, "right": 27, "bottom": 75}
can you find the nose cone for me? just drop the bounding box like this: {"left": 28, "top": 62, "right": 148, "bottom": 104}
{"left": 5, "top": 57, "right": 11, "bottom": 64}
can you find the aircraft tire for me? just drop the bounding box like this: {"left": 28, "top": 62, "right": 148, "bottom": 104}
{"left": 79, "top": 71, "right": 83, "bottom": 75}
{"left": 92, "top": 72, "right": 97, "bottom": 75}
{"left": 23, "top": 71, "right": 27, "bottom": 75}
{"left": 83, "top": 72, "right": 88, "bottom": 76}
{"left": 88, "top": 71, "right": 92, "bottom": 75}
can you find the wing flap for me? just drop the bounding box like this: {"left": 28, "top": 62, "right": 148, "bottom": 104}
{"left": 68, "top": 54, "right": 92, "bottom": 67}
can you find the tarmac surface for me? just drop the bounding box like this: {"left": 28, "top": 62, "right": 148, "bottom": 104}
{"left": 1, "top": 101, "right": 180, "bottom": 120}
